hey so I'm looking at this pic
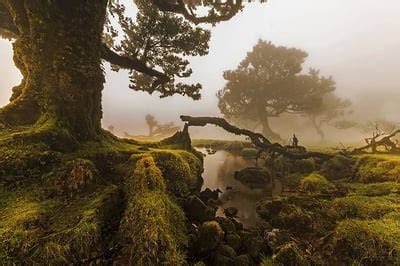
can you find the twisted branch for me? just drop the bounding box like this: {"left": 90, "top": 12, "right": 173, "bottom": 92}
{"left": 180, "top": 115, "right": 332, "bottom": 160}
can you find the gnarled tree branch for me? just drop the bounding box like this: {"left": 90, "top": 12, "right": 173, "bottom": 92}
{"left": 101, "top": 44, "right": 170, "bottom": 86}
{"left": 354, "top": 129, "right": 400, "bottom": 153}
{"left": 151, "top": 0, "right": 245, "bottom": 25}
{"left": 180, "top": 115, "right": 333, "bottom": 160}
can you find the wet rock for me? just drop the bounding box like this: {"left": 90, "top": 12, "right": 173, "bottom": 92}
{"left": 200, "top": 188, "right": 221, "bottom": 203}
{"left": 226, "top": 233, "right": 242, "bottom": 251}
{"left": 234, "top": 254, "right": 253, "bottom": 266}
{"left": 224, "top": 207, "right": 239, "bottom": 218}
{"left": 230, "top": 217, "right": 244, "bottom": 231}
{"left": 216, "top": 216, "right": 236, "bottom": 234}
{"left": 185, "top": 196, "right": 216, "bottom": 223}
{"left": 217, "top": 244, "right": 237, "bottom": 259}
{"left": 213, "top": 245, "right": 237, "bottom": 266}
{"left": 234, "top": 167, "right": 272, "bottom": 189}
{"left": 197, "top": 221, "right": 224, "bottom": 254}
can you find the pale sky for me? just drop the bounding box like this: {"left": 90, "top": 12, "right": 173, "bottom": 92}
{"left": 1, "top": 0, "right": 400, "bottom": 139}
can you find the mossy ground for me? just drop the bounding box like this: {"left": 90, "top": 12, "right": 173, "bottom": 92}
{"left": 256, "top": 152, "right": 400, "bottom": 265}
{"left": 0, "top": 129, "right": 202, "bottom": 264}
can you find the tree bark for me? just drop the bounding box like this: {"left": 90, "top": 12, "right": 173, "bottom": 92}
{"left": 261, "top": 117, "right": 282, "bottom": 142}
{"left": 0, "top": 0, "right": 108, "bottom": 141}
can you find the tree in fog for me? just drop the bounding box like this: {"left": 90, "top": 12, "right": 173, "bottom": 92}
{"left": 145, "top": 114, "right": 179, "bottom": 137}
{"left": 218, "top": 40, "right": 345, "bottom": 141}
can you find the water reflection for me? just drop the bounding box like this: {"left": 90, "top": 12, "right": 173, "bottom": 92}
{"left": 199, "top": 149, "right": 281, "bottom": 227}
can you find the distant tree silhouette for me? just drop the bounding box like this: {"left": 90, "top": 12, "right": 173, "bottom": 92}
{"left": 145, "top": 114, "right": 179, "bottom": 138}
{"left": 107, "top": 125, "right": 115, "bottom": 133}
{"left": 145, "top": 114, "right": 159, "bottom": 137}
{"left": 218, "top": 40, "right": 348, "bottom": 141}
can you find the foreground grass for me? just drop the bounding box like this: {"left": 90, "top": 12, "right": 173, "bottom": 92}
{"left": 0, "top": 130, "right": 202, "bottom": 264}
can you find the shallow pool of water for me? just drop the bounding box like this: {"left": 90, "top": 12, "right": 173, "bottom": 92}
{"left": 199, "top": 148, "right": 282, "bottom": 227}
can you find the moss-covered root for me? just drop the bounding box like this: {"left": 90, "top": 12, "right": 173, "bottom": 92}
{"left": 118, "top": 156, "right": 187, "bottom": 265}
{"left": 0, "top": 185, "right": 123, "bottom": 264}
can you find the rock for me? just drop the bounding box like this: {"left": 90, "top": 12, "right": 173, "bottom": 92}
{"left": 224, "top": 207, "right": 239, "bottom": 218}
{"left": 216, "top": 216, "right": 236, "bottom": 234}
{"left": 200, "top": 188, "right": 221, "bottom": 203}
{"left": 213, "top": 245, "right": 237, "bottom": 266}
{"left": 226, "top": 233, "right": 242, "bottom": 251}
{"left": 217, "top": 244, "right": 237, "bottom": 259}
{"left": 234, "top": 254, "right": 253, "bottom": 266}
{"left": 185, "top": 196, "right": 216, "bottom": 223}
{"left": 230, "top": 217, "right": 244, "bottom": 231}
{"left": 234, "top": 167, "right": 272, "bottom": 189}
{"left": 196, "top": 221, "right": 224, "bottom": 254}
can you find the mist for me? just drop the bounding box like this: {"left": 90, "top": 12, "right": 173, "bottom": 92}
{"left": 1, "top": 0, "right": 399, "bottom": 143}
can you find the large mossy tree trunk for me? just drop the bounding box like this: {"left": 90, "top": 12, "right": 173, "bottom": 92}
{"left": 0, "top": 0, "right": 108, "bottom": 142}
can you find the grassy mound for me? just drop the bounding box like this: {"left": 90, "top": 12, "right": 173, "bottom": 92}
{"left": 299, "top": 173, "right": 335, "bottom": 193}
{"left": 331, "top": 194, "right": 400, "bottom": 220}
{"left": 331, "top": 218, "right": 400, "bottom": 265}
{"left": 118, "top": 156, "right": 187, "bottom": 265}
{"left": 355, "top": 155, "right": 400, "bottom": 183}
{"left": 0, "top": 185, "right": 123, "bottom": 264}
{"left": 0, "top": 129, "right": 203, "bottom": 264}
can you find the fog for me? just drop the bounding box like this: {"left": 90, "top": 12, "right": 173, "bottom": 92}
{"left": 1, "top": 0, "right": 399, "bottom": 144}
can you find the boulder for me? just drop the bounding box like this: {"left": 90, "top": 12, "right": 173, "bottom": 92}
{"left": 196, "top": 221, "right": 224, "bottom": 254}
{"left": 234, "top": 254, "right": 253, "bottom": 266}
{"left": 213, "top": 245, "right": 237, "bottom": 266}
{"left": 226, "top": 233, "right": 242, "bottom": 251}
{"left": 234, "top": 167, "right": 272, "bottom": 189}
{"left": 216, "top": 216, "right": 236, "bottom": 234}
{"left": 200, "top": 188, "right": 221, "bottom": 203}
{"left": 224, "top": 207, "right": 239, "bottom": 218}
{"left": 185, "top": 196, "right": 216, "bottom": 223}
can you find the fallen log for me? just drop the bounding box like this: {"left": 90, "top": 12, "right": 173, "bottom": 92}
{"left": 180, "top": 115, "right": 333, "bottom": 160}
{"left": 354, "top": 129, "right": 400, "bottom": 153}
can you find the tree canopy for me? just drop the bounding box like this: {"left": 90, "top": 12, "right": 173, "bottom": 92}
{"left": 218, "top": 40, "right": 349, "bottom": 140}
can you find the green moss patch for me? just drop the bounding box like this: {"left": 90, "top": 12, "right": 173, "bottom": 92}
{"left": 0, "top": 185, "right": 123, "bottom": 264}
{"left": 331, "top": 195, "right": 400, "bottom": 220}
{"left": 149, "top": 149, "right": 203, "bottom": 198}
{"left": 331, "top": 218, "right": 400, "bottom": 265}
{"left": 355, "top": 156, "right": 400, "bottom": 183}
{"left": 299, "top": 173, "right": 335, "bottom": 193}
{"left": 118, "top": 156, "right": 187, "bottom": 265}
